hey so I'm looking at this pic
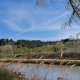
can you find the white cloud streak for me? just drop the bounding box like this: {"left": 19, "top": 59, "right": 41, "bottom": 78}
{"left": 0, "top": 18, "right": 23, "bottom": 32}
{"left": 11, "top": 12, "right": 71, "bottom": 39}
{"left": 21, "top": 11, "right": 70, "bottom": 32}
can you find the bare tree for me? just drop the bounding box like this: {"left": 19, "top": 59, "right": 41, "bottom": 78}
{"left": 36, "top": 0, "right": 80, "bottom": 26}
{"left": 66, "top": 0, "right": 80, "bottom": 26}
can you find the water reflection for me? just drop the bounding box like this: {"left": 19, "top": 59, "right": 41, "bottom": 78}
{"left": 7, "top": 63, "right": 80, "bottom": 80}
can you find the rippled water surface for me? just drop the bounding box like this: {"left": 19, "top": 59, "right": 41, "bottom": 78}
{"left": 6, "top": 63, "right": 80, "bottom": 80}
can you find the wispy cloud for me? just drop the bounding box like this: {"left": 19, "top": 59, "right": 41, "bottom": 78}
{"left": 0, "top": 1, "right": 70, "bottom": 33}
{"left": 36, "top": 11, "right": 70, "bottom": 26}
{"left": 12, "top": 28, "right": 80, "bottom": 41}
{"left": 0, "top": 0, "right": 80, "bottom": 41}
{"left": 0, "top": 4, "right": 33, "bottom": 32}
{"left": 11, "top": 12, "right": 70, "bottom": 39}
{"left": 0, "top": 18, "right": 23, "bottom": 32}
{"left": 21, "top": 11, "right": 70, "bottom": 32}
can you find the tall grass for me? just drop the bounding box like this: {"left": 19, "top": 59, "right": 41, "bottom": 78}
{"left": 0, "top": 68, "right": 17, "bottom": 80}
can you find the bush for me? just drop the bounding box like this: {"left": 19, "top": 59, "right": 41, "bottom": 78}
{"left": 1, "top": 45, "right": 13, "bottom": 55}
{"left": 47, "top": 43, "right": 66, "bottom": 52}
{"left": 0, "top": 48, "right": 2, "bottom": 54}
{"left": 0, "top": 69, "right": 16, "bottom": 80}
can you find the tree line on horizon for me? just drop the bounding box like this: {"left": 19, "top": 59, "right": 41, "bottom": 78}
{"left": 0, "top": 38, "right": 76, "bottom": 48}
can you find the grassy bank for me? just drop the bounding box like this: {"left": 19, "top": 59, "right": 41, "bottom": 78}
{"left": 0, "top": 67, "right": 26, "bottom": 80}
{"left": 0, "top": 69, "right": 17, "bottom": 80}
{"left": 0, "top": 51, "right": 80, "bottom": 66}
{"left": 0, "top": 52, "right": 80, "bottom": 60}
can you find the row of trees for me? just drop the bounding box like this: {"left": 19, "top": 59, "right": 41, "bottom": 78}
{"left": 0, "top": 38, "right": 75, "bottom": 48}
{"left": 0, "top": 39, "right": 54, "bottom": 48}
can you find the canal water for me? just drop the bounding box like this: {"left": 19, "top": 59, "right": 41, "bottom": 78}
{"left": 6, "top": 63, "right": 80, "bottom": 80}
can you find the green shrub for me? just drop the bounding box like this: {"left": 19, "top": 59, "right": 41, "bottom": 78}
{"left": 0, "top": 48, "right": 2, "bottom": 54}
{"left": 47, "top": 43, "right": 66, "bottom": 52}
{"left": 0, "top": 69, "right": 16, "bottom": 80}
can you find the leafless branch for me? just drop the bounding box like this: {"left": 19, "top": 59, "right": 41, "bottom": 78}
{"left": 36, "top": 0, "right": 80, "bottom": 26}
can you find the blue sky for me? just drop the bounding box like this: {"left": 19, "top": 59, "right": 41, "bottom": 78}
{"left": 0, "top": 0, "right": 80, "bottom": 41}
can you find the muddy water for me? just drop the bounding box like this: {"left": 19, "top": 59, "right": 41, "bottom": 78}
{"left": 6, "top": 63, "right": 80, "bottom": 80}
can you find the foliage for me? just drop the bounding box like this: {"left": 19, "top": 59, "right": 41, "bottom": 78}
{"left": 0, "top": 48, "right": 2, "bottom": 54}
{"left": 1, "top": 45, "right": 13, "bottom": 55}
{"left": 0, "top": 69, "right": 16, "bottom": 80}
{"left": 47, "top": 43, "right": 66, "bottom": 52}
